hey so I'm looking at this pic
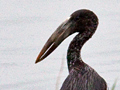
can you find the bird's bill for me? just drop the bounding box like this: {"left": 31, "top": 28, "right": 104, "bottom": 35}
{"left": 35, "top": 17, "right": 75, "bottom": 63}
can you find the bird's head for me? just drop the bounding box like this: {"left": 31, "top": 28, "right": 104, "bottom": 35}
{"left": 35, "top": 9, "right": 98, "bottom": 63}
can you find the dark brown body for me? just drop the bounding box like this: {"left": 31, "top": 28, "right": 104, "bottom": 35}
{"left": 60, "top": 62, "right": 107, "bottom": 90}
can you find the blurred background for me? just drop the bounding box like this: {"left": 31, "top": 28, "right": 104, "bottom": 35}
{"left": 0, "top": 0, "right": 120, "bottom": 90}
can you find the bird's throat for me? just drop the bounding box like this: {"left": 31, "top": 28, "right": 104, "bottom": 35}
{"left": 67, "top": 31, "right": 93, "bottom": 72}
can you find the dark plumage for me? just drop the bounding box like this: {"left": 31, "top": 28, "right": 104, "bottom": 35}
{"left": 35, "top": 9, "right": 107, "bottom": 90}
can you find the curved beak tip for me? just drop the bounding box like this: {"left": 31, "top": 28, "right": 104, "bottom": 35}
{"left": 35, "top": 58, "right": 42, "bottom": 64}
{"left": 35, "top": 60, "right": 38, "bottom": 64}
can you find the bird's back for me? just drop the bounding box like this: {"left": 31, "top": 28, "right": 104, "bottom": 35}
{"left": 60, "top": 63, "right": 107, "bottom": 90}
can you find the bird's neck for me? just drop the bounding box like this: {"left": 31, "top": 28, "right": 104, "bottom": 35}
{"left": 67, "top": 30, "right": 94, "bottom": 72}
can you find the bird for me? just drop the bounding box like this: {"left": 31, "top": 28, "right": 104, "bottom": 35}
{"left": 35, "top": 9, "right": 107, "bottom": 90}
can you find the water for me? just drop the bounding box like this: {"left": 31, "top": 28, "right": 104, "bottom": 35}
{"left": 0, "top": 0, "right": 120, "bottom": 90}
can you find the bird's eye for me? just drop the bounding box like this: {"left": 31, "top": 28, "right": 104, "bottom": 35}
{"left": 87, "top": 21, "right": 91, "bottom": 26}
{"left": 75, "top": 16, "right": 80, "bottom": 21}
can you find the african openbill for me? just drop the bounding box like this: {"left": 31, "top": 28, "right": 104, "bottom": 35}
{"left": 35, "top": 9, "right": 107, "bottom": 90}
